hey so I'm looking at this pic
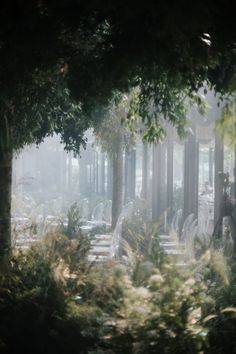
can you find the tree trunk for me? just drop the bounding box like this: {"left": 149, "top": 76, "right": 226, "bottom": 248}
{"left": 213, "top": 135, "right": 224, "bottom": 236}
{"left": 100, "top": 153, "right": 105, "bottom": 195}
{"left": 142, "top": 142, "right": 148, "bottom": 200}
{"left": 67, "top": 152, "right": 72, "bottom": 195}
{"left": 167, "top": 138, "right": 174, "bottom": 222}
{"left": 130, "top": 147, "right": 136, "bottom": 199}
{"left": 152, "top": 143, "right": 166, "bottom": 223}
{"left": 124, "top": 146, "right": 136, "bottom": 201}
{"left": 112, "top": 135, "right": 123, "bottom": 229}
{"left": 124, "top": 146, "right": 129, "bottom": 202}
{"left": 0, "top": 148, "right": 13, "bottom": 257}
{"left": 107, "top": 157, "right": 113, "bottom": 199}
{"left": 183, "top": 130, "right": 199, "bottom": 221}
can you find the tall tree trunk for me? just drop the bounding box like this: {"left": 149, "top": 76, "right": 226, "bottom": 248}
{"left": 112, "top": 135, "right": 123, "bottom": 229}
{"left": 213, "top": 135, "right": 224, "bottom": 236}
{"left": 124, "top": 146, "right": 129, "bottom": 202}
{"left": 183, "top": 129, "right": 199, "bottom": 221}
{"left": 129, "top": 147, "right": 136, "bottom": 199}
{"left": 209, "top": 147, "right": 213, "bottom": 187}
{"left": 100, "top": 153, "right": 105, "bottom": 196}
{"left": 142, "top": 142, "right": 148, "bottom": 200}
{"left": 124, "top": 146, "right": 136, "bottom": 201}
{"left": 67, "top": 152, "right": 72, "bottom": 195}
{"left": 152, "top": 143, "right": 166, "bottom": 223}
{"left": 107, "top": 157, "right": 113, "bottom": 199}
{"left": 0, "top": 148, "right": 13, "bottom": 257}
{"left": 167, "top": 138, "right": 174, "bottom": 222}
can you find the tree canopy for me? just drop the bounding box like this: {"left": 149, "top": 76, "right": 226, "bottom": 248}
{"left": 1, "top": 0, "right": 236, "bottom": 152}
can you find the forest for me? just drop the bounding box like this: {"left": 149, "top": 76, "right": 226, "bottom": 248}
{"left": 1, "top": 1, "right": 236, "bottom": 353}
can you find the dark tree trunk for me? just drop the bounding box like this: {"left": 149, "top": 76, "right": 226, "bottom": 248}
{"left": 0, "top": 148, "right": 13, "bottom": 257}
{"left": 112, "top": 135, "right": 123, "bottom": 229}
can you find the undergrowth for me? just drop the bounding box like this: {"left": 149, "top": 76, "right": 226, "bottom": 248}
{"left": 1, "top": 219, "right": 236, "bottom": 354}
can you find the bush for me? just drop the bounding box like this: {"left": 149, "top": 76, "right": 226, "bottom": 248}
{"left": 2, "top": 223, "right": 236, "bottom": 354}
{"left": 0, "top": 233, "right": 125, "bottom": 354}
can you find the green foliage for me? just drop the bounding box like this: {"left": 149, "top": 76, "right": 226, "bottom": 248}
{"left": 206, "top": 311, "right": 236, "bottom": 354}
{"left": 202, "top": 258, "right": 236, "bottom": 354}
{"left": 94, "top": 94, "right": 133, "bottom": 159}
{"left": 80, "top": 263, "right": 125, "bottom": 316}
{"left": 0, "top": 247, "right": 67, "bottom": 354}
{"left": 66, "top": 202, "right": 81, "bottom": 239}
{"left": 1, "top": 1, "right": 236, "bottom": 155}
{"left": 119, "top": 216, "right": 236, "bottom": 353}
{"left": 0, "top": 233, "right": 125, "bottom": 354}
{"left": 108, "top": 256, "right": 208, "bottom": 353}
{"left": 139, "top": 76, "right": 189, "bottom": 142}
{"left": 0, "top": 69, "right": 89, "bottom": 154}
{"left": 122, "top": 213, "right": 153, "bottom": 259}
{"left": 216, "top": 95, "right": 236, "bottom": 147}
{"left": 122, "top": 214, "right": 166, "bottom": 283}
{"left": 173, "top": 186, "right": 184, "bottom": 213}
{"left": 3, "top": 223, "right": 236, "bottom": 353}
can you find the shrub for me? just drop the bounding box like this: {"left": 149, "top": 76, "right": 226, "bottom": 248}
{"left": 0, "top": 233, "right": 124, "bottom": 354}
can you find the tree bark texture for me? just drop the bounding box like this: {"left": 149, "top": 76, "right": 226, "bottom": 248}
{"left": 0, "top": 149, "right": 13, "bottom": 256}
{"left": 112, "top": 136, "right": 123, "bottom": 229}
